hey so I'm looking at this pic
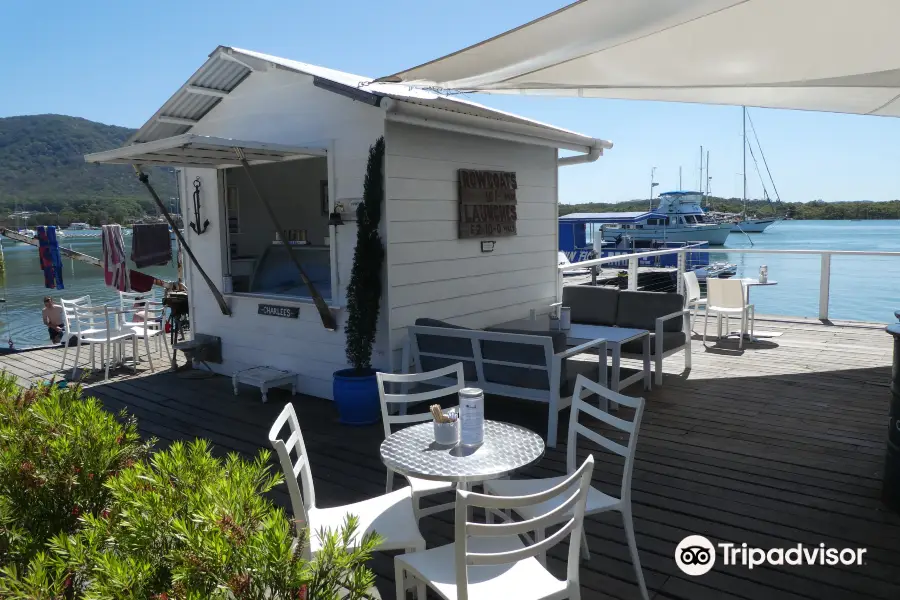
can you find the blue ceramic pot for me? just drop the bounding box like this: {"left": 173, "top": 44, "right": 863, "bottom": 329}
{"left": 333, "top": 368, "right": 380, "bottom": 425}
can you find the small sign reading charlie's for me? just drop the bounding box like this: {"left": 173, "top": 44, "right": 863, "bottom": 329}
{"left": 258, "top": 304, "right": 299, "bottom": 319}
{"left": 458, "top": 169, "right": 518, "bottom": 239}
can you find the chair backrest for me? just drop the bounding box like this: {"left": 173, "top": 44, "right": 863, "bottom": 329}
{"left": 376, "top": 363, "right": 465, "bottom": 440}
{"left": 408, "top": 325, "right": 561, "bottom": 399}
{"left": 131, "top": 301, "right": 165, "bottom": 327}
{"left": 72, "top": 305, "right": 112, "bottom": 339}
{"left": 706, "top": 278, "right": 746, "bottom": 309}
{"left": 60, "top": 295, "right": 92, "bottom": 330}
{"left": 119, "top": 290, "right": 158, "bottom": 311}
{"left": 568, "top": 375, "right": 645, "bottom": 503}
{"left": 453, "top": 455, "right": 595, "bottom": 600}
{"left": 682, "top": 271, "right": 702, "bottom": 304}
{"left": 267, "top": 403, "right": 316, "bottom": 539}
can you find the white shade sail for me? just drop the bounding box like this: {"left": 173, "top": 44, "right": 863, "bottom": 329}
{"left": 379, "top": 0, "right": 900, "bottom": 116}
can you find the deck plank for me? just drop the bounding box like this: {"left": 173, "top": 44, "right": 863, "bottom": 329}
{"left": 0, "top": 316, "right": 898, "bottom": 599}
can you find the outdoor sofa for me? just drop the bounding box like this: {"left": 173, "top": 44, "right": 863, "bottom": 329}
{"left": 562, "top": 285, "right": 691, "bottom": 385}
{"left": 406, "top": 319, "right": 608, "bottom": 447}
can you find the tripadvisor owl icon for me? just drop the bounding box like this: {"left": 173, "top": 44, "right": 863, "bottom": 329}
{"left": 675, "top": 535, "right": 717, "bottom": 576}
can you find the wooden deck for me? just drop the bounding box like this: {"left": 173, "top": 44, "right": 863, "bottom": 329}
{"left": 1, "top": 315, "right": 899, "bottom": 599}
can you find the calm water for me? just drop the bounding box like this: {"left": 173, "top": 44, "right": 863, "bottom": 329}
{"left": 0, "top": 236, "right": 176, "bottom": 349}
{"left": 0, "top": 221, "right": 896, "bottom": 349}
{"left": 709, "top": 220, "right": 900, "bottom": 323}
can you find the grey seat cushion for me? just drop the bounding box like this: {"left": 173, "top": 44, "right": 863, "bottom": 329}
{"left": 621, "top": 331, "right": 687, "bottom": 355}
{"left": 481, "top": 328, "right": 567, "bottom": 391}
{"left": 562, "top": 358, "right": 607, "bottom": 397}
{"left": 563, "top": 285, "right": 619, "bottom": 326}
{"left": 615, "top": 291, "right": 684, "bottom": 332}
{"left": 413, "top": 318, "right": 477, "bottom": 380}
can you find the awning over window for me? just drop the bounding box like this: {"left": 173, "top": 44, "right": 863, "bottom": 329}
{"left": 379, "top": 0, "right": 900, "bottom": 117}
{"left": 84, "top": 134, "right": 326, "bottom": 168}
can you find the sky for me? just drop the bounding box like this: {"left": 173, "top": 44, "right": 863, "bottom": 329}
{"left": 2, "top": 0, "right": 898, "bottom": 205}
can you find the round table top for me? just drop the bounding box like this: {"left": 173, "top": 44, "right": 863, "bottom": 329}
{"left": 379, "top": 420, "right": 545, "bottom": 483}
{"left": 740, "top": 278, "right": 778, "bottom": 286}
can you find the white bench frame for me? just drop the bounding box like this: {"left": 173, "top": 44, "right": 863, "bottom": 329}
{"left": 620, "top": 309, "right": 692, "bottom": 385}
{"left": 406, "top": 325, "right": 607, "bottom": 448}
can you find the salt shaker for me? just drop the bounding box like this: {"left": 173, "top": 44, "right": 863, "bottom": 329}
{"left": 459, "top": 387, "right": 484, "bottom": 447}
{"left": 759, "top": 265, "right": 768, "bottom": 284}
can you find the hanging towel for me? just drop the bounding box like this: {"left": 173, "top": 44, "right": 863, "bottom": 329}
{"left": 129, "top": 269, "right": 155, "bottom": 293}
{"left": 101, "top": 224, "right": 130, "bottom": 292}
{"left": 131, "top": 223, "right": 172, "bottom": 268}
{"left": 37, "top": 226, "right": 64, "bottom": 290}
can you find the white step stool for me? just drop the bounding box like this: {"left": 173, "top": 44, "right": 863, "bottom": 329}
{"left": 232, "top": 366, "right": 298, "bottom": 403}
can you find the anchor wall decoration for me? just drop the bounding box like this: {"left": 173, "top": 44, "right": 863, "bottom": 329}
{"left": 189, "top": 177, "right": 210, "bottom": 235}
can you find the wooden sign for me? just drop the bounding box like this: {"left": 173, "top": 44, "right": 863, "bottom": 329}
{"left": 458, "top": 169, "right": 518, "bottom": 239}
{"left": 258, "top": 304, "right": 299, "bottom": 319}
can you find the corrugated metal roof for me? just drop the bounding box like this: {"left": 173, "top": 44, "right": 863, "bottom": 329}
{"left": 126, "top": 46, "right": 601, "bottom": 148}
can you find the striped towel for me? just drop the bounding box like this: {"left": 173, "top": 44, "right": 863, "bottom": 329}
{"left": 101, "top": 224, "right": 130, "bottom": 292}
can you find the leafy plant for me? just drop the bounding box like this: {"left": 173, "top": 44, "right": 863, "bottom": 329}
{"left": 344, "top": 137, "right": 386, "bottom": 372}
{"left": 0, "top": 440, "right": 381, "bottom": 600}
{"left": 0, "top": 374, "right": 150, "bottom": 570}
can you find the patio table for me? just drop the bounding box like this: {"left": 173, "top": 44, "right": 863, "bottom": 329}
{"left": 379, "top": 420, "right": 545, "bottom": 486}
{"left": 732, "top": 278, "right": 779, "bottom": 342}
{"left": 496, "top": 315, "right": 651, "bottom": 392}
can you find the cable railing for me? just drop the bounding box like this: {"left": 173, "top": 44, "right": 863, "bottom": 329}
{"left": 559, "top": 245, "right": 900, "bottom": 321}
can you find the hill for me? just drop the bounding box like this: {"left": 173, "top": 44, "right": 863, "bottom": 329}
{"left": 0, "top": 114, "right": 177, "bottom": 226}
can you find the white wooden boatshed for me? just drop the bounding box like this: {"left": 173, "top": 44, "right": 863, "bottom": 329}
{"left": 85, "top": 46, "right": 611, "bottom": 400}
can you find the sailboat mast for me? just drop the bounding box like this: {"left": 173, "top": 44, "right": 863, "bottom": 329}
{"left": 706, "top": 150, "right": 711, "bottom": 205}
{"left": 699, "top": 146, "right": 703, "bottom": 199}
{"left": 742, "top": 106, "right": 748, "bottom": 215}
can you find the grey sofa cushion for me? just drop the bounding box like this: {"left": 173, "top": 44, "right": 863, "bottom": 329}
{"left": 481, "top": 328, "right": 567, "bottom": 391}
{"left": 615, "top": 291, "right": 684, "bottom": 332}
{"left": 563, "top": 285, "right": 619, "bottom": 326}
{"left": 621, "top": 331, "right": 687, "bottom": 355}
{"left": 562, "top": 358, "right": 607, "bottom": 397}
{"left": 413, "top": 318, "right": 477, "bottom": 380}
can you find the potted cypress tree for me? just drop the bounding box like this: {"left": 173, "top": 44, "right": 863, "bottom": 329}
{"left": 333, "top": 138, "right": 385, "bottom": 425}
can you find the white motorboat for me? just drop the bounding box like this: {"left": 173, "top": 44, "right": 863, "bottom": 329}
{"left": 731, "top": 216, "right": 779, "bottom": 233}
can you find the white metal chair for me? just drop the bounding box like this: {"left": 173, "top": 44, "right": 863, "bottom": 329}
{"left": 60, "top": 295, "right": 94, "bottom": 371}
{"left": 395, "top": 455, "right": 595, "bottom": 600}
{"left": 71, "top": 305, "right": 136, "bottom": 381}
{"left": 483, "top": 375, "right": 649, "bottom": 600}
{"left": 376, "top": 363, "right": 463, "bottom": 520}
{"left": 120, "top": 290, "right": 163, "bottom": 350}
{"left": 267, "top": 403, "right": 426, "bottom": 577}
{"left": 682, "top": 270, "right": 707, "bottom": 332}
{"left": 126, "top": 301, "right": 171, "bottom": 372}
{"left": 703, "top": 278, "right": 755, "bottom": 349}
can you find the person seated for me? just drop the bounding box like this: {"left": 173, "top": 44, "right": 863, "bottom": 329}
{"left": 42, "top": 296, "right": 65, "bottom": 344}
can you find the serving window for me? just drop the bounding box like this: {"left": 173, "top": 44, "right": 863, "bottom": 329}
{"left": 223, "top": 157, "right": 333, "bottom": 300}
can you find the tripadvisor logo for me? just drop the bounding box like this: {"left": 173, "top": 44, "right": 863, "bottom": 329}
{"left": 675, "top": 535, "right": 867, "bottom": 576}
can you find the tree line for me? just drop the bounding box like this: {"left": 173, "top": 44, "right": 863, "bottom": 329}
{"left": 559, "top": 196, "right": 900, "bottom": 220}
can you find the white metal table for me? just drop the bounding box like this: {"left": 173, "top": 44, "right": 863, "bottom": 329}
{"left": 496, "top": 316, "right": 651, "bottom": 392}
{"left": 733, "top": 278, "right": 779, "bottom": 341}
{"left": 232, "top": 366, "right": 298, "bottom": 403}
{"left": 379, "top": 420, "right": 545, "bottom": 485}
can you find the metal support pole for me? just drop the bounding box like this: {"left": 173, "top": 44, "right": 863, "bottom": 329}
{"left": 819, "top": 253, "right": 831, "bottom": 320}
{"left": 627, "top": 257, "right": 639, "bottom": 291}
{"left": 676, "top": 250, "right": 686, "bottom": 295}
{"left": 591, "top": 266, "right": 598, "bottom": 286}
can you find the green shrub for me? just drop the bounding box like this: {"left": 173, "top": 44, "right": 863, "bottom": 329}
{"left": 2, "top": 440, "right": 381, "bottom": 600}
{"left": 0, "top": 375, "right": 150, "bottom": 569}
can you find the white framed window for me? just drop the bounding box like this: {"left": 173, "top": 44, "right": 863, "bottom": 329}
{"left": 223, "top": 158, "right": 334, "bottom": 301}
